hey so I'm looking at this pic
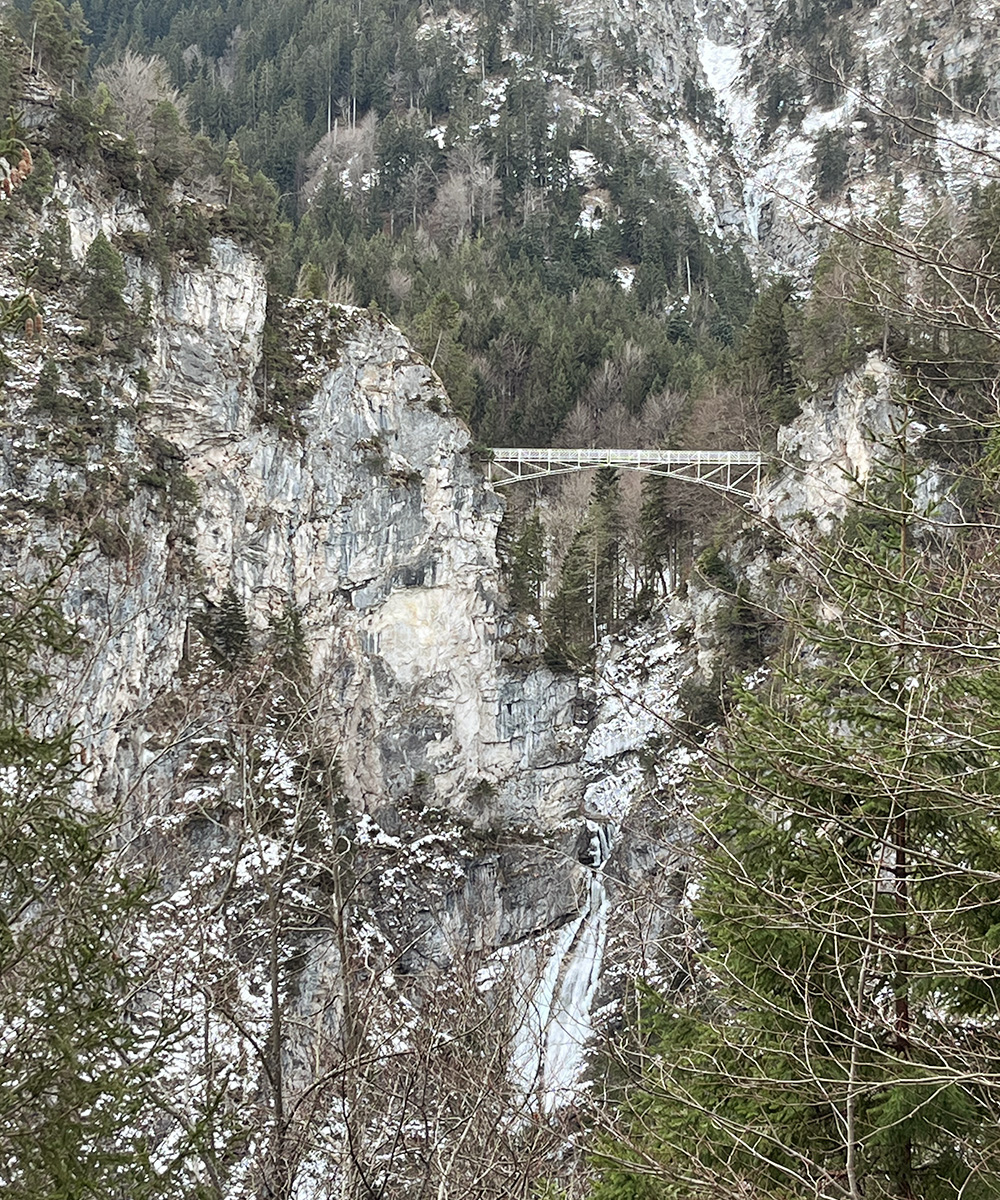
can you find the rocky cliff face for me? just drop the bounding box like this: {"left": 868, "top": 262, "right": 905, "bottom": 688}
{"left": 4, "top": 165, "right": 588, "bottom": 823}
{"left": 564, "top": 0, "right": 1000, "bottom": 275}
{"left": 2, "top": 164, "right": 647, "bottom": 1168}
{"left": 0, "top": 162, "right": 927, "bottom": 1199}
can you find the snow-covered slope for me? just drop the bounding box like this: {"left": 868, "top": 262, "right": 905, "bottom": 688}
{"left": 560, "top": 0, "right": 1000, "bottom": 275}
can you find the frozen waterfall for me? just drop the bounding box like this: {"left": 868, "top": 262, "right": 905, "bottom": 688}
{"left": 510, "top": 820, "right": 614, "bottom": 1112}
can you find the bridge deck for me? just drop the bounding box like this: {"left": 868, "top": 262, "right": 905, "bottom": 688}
{"left": 489, "top": 448, "right": 765, "bottom": 497}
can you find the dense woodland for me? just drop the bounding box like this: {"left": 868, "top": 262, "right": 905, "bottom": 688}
{"left": 5, "top": 0, "right": 1000, "bottom": 1197}
{"left": 39, "top": 0, "right": 759, "bottom": 454}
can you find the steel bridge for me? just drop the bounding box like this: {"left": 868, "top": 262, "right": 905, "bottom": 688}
{"left": 488, "top": 448, "right": 765, "bottom": 499}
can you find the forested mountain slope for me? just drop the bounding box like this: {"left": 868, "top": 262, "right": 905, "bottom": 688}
{"left": 16, "top": 0, "right": 762, "bottom": 449}
{"left": 26, "top": 0, "right": 999, "bottom": 565}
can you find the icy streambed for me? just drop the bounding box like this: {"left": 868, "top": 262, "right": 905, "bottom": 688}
{"left": 507, "top": 622, "right": 690, "bottom": 1111}
{"left": 510, "top": 820, "right": 614, "bottom": 1112}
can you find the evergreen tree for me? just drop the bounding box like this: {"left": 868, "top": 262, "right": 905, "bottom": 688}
{"left": 814, "top": 127, "right": 850, "bottom": 199}
{"left": 199, "top": 583, "right": 251, "bottom": 668}
{"left": 270, "top": 600, "right": 308, "bottom": 681}
{"left": 639, "top": 475, "right": 690, "bottom": 599}
{"left": 597, "top": 451, "right": 1000, "bottom": 1199}
{"left": 26, "top": 0, "right": 89, "bottom": 83}
{"left": 545, "top": 467, "right": 624, "bottom": 663}
{"left": 0, "top": 564, "right": 177, "bottom": 1197}
{"left": 545, "top": 523, "right": 592, "bottom": 666}
{"left": 33, "top": 357, "right": 60, "bottom": 409}
{"left": 81, "top": 229, "right": 127, "bottom": 342}
{"left": 592, "top": 465, "right": 624, "bottom": 632}
{"left": 411, "top": 290, "right": 476, "bottom": 420}
{"left": 738, "top": 277, "right": 800, "bottom": 423}
{"left": 148, "top": 99, "right": 187, "bottom": 182}
{"left": 509, "top": 508, "right": 546, "bottom": 615}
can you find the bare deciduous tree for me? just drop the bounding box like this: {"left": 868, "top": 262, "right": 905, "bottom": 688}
{"left": 96, "top": 51, "right": 186, "bottom": 151}
{"left": 301, "top": 111, "right": 378, "bottom": 207}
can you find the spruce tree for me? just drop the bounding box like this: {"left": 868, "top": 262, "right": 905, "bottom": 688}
{"left": 545, "top": 467, "right": 624, "bottom": 663}
{"left": 200, "top": 583, "right": 251, "bottom": 668}
{"left": 509, "top": 508, "right": 546, "bottom": 616}
{"left": 738, "top": 277, "right": 799, "bottom": 423}
{"left": 0, "top": 564, "right": 177, "bottom": 1197}
{"left": 592, "top": 465, "right": 624, "bottom": 632}
{"left": 597, "top": 454, "right": 1000, "bottom": 1199}
{"left": 81, "top": 229, "right": 128, "bottom": 343}
{"left": 813, "top": 128, "right": 850, "bottom": 199}
{"left": 545, "top": 524, "right": 592, "bottom": 666}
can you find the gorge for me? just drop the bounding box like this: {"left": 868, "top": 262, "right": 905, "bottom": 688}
{"left": 3, "top": 0, "right": 1000, "bottom": 1195}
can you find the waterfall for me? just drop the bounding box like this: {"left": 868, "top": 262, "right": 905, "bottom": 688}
{"left": 510, "top": 820, "right": 614, "bottom": 1112}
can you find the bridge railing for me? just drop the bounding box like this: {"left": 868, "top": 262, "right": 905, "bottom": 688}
{"left": 488, "top": 448, "right": 765, "bottom": 498}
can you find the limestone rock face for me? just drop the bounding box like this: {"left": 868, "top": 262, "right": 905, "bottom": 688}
{"left": 759, "top": 353, "right": 900, "bottom": 534}
{"left": 4, "top": 147, "right": 922, "bottom": 1178}
{"left": 0, "top": 168, "right": 591, "bottom": 963}
{"left": 565, "top": 0, "right": 1000, "bottom": 276}
{"left": 0, "top": 187, "right": 617, "bottom": 1167}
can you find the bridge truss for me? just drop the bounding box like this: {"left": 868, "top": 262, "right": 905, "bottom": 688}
{"left": 488, "top": 448, "right": 765, "bottom": 499}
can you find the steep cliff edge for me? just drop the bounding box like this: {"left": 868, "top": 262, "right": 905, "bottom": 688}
{"left": 0, "top": 147, "right": 619, "bottom": 1172}
{"left": 1, "top": 128, "right": 934, "bottom": 1181}
{"left": 4, "top": 166, "right": 585, "bottom": 830}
